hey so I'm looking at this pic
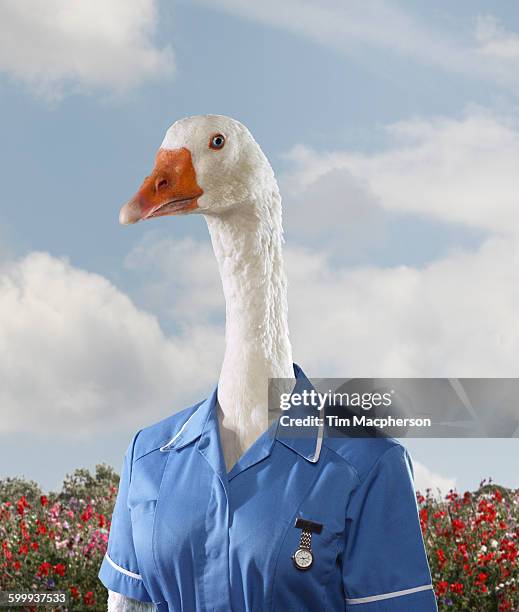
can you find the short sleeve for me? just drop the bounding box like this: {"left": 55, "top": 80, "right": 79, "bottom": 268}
{"left": 342, "top": 445, "right": 437, "bottom": 611}
{"left": 98, "top": 432, "right": 152, "bottom": 602}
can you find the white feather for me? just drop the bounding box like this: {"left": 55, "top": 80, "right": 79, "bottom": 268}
{"left": 106, "top": 115, "right": 293, "bottom": 609}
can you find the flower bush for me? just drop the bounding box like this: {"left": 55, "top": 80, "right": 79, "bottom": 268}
{"left": 1, "top": 468, "right": 517, "bottom": 611}
{"left": 419, "top": 480, "right": 519, "bottom": 611}
{"left": 0, "top": 466, "right": 118, "bottom": 611}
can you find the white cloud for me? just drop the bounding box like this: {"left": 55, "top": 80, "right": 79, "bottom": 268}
{"left": 0, "top": 0, "right": 173, "bottom": 99}
{"left": 3, "top": 232, "right": 518, "bottom": 440}
{"left": 286, "top": 236, "right": 519, "bottom": 378}
{"left": 476, "top": 14, "right": 519, "bottom": 61}
{"left": 197, "top": 0, "right": 519, "bottom": 89}
{"left": 283, "top": 109, "right": 519, "bottom": 235}
{"left": 0, "top": 251, "right": 222, "bottom": 435}
{"left": 282, "top": 166, "right": 389, "bottom": 254}
{"left": 124, "top": 233, "right": 223, "bottom": 324}
{"left": 412, "top": 460, "right": 456, "bottom": 496}
{"left": 124, "top": 230, "right": 519, "bottom": 380}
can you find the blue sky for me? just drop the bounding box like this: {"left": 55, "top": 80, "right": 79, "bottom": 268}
{"left": 1, "top": 0, "right": 518, "bottom": 493}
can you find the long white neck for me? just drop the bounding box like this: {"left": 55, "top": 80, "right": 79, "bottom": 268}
{"left": 204, "top": 188, "right": 293, "bottom": 469}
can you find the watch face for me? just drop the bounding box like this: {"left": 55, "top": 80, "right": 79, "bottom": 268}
{"left": 292, "top": 547, "right": 313, "bottom": 570}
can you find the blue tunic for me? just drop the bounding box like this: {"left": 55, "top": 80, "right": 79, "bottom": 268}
{"left": 99, "top": 364, "right": 437, "bottom": 611}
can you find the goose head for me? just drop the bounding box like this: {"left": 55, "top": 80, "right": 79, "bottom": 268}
{"left": 119, "top": 114, "right": 275, "bottom": 225}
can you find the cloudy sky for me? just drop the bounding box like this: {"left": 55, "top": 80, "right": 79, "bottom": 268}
{"left": 1, "top": 0, "right": 518, "bottom": 494}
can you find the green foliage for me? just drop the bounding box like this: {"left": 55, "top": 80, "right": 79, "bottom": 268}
{"left": 58, "top": 464, "right": 120, "bottom": 503}
{"left": 0, "top": 476, "right": 42, "bottom": 505}
{"left": 0, "top": 465, "right": 119, "bottom": 609}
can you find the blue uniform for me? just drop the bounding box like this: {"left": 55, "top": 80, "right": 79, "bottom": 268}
{"left": 99, "top": 365, "right": 437, "bottom": 611}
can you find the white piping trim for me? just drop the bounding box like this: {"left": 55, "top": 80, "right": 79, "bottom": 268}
{"left": 345, "top": 584, "right": 433, "bottom": 605}
{"left": 159, "top": 411, "right": 198, "bottom": 451}
{"left": 104, "top": 553, "right": 142, "bottom": 580}
{"left": 310, "top": 406, "right": 325, "bottom": 463}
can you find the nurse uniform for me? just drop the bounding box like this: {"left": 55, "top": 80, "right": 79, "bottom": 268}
{"left": 99, "top": 364, "right": 437, "bottom": 611}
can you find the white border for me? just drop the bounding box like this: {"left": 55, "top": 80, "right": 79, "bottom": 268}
{"left": 345, "top": 584, "right": 433, "bottom": 605}
{"left": 105, "top": 553, "right": 143, "bottom": 581}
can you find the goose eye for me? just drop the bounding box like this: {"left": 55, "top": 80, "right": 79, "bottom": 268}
{"left": 209, "top": 134, "right": 226, "bottom": 150}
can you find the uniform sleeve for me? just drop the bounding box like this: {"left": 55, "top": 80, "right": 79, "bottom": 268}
{"left": 98, "top": 432, "right": 152, "bottom": 603}
{"left": 342, "top": 445, "right": 437, "bottom": 611}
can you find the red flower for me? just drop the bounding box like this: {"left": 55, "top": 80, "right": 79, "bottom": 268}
{"left": 452, "top": 518, "right": 465, "bottom": 533}
{"left": 435, "top": 581, "right": 449, "bottom": 596}
{"left": 12, "top": 560, "right": 21, "bottom": 571}
{"left": 36, "top": 520, "right": 47, "bottom": 535}
{"left": 19, "top": 519, "right": 30, "bottom": 540}
{"left": 478, "top": 551, "right": 495, "bottom": 565}
{"left": 97, "top": 513, "right": 106, "bottom": 528}
{"left": 53, "top": 563, "right": 66, "bottom": 577}
{"left": 477, "top": 499, "right": 497, "bottom": 524}
{"left": 456, "top": 543, "right": 468, "bottom": 561}
{"left": 16, "top": 496, "right": 30, "bottom": 516}
{"left": 419, "top": 507, "right": 428, "bottom": 532}
{"left": 40, "top": 495, "right": 49, "bottom": 506}
{"left": 83, "top": 591, "right": 95, "bottom": 606}
{"left": 30, "top": 541, "right": 39, "bottom": 551}
{"left": 2, "top": 541, "right": 12, "bottom": 560}
{"left": 475, "top": 571, "right": 489, "bottom": 592}
{"left": 436, "top": 548, "right": 447, "bottom": 569}
{"left": 70, "top": 586, "right": 80, "bottom": 600}
{"left": 450, "top": 582, "right": 464, "bottom": 595}
{"left": 18, "top": 544, "right": 29, "bottom": 555}
{"left": 37, "top": 562, "right": 52, "bottom": 576}
{"left": 81, "top": 505, "right": 94, "bottom": 523}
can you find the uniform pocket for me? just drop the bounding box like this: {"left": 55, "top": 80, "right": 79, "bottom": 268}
{"left": 131, "top": 499, "right": 157, "bottom": 517}
{"left": 271, "top": 515, "right": 342, "bottom": 611}
{"left": 130, "top": 499, "right": 157, "bottom": 563}
{"left": 129, "top": 500, "right": 161, "bottom": 603}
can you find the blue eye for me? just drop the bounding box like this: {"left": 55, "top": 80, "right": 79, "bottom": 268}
{"left": 209, "top": 134, "right": 226, "bottom": 150}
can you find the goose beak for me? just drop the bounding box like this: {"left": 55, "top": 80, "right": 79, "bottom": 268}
{"left": 119, "top": 147, "right": 203, "bottom": 225}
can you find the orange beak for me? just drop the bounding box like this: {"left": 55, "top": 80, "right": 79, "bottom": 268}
{"left": 119, "top": 147, "right": 203, "bottom": 225}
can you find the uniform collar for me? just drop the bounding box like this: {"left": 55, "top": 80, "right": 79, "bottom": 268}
{"left": 159, "top": 387, "right": 218, "bottom": 452}
{"left": 159, "top": 363, "right": 323, "bottom": 463}
{"left": 274, "top": 363, "right": 324, "bottom": 463}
